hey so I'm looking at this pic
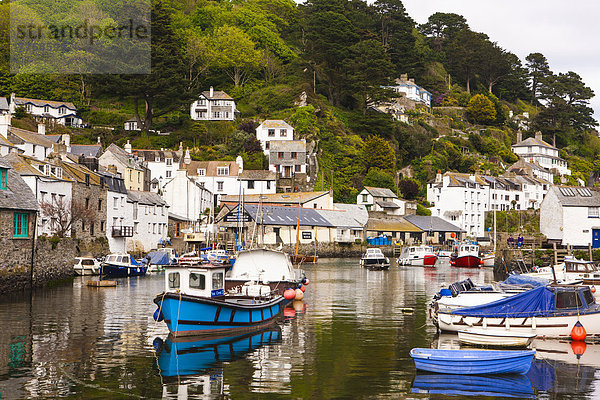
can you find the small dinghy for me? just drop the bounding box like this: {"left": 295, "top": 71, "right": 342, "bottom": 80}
{"left": 410, "top": 348, "right": 535, "bottom": 375}
{"left": 458, "top": 329, "right": 536, "bottom": 348}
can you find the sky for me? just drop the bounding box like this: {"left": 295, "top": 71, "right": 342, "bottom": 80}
{"left": 402, "top": 0, "right": 600, "bottom": 122}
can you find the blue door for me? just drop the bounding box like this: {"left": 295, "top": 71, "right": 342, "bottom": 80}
{"left": 593, "top": 229, "right": 600, "bottom": 249}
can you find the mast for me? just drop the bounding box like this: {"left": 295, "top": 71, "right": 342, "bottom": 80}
{"left": 295, "top": 200, "right": 301, "bottom": 256}
{"left": 493, "top": 208, "right": 497, "bottom": 252}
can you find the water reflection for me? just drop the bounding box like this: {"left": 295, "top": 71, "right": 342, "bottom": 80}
{"left": 411, "top": 373, "right": 535, "bottom": 398}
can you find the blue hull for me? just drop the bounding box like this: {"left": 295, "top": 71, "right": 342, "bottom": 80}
{"left": 412, "top": 373, "right": 534, "bottom": 398}
{"left": 102, "top": 263, "right": 147, "bottom": 277}
{"left": 154, "top": 292, "right": 285, "bottom": 337}
{"left": 156, "top": 326, "right": 281, "bottom": 377}
{"left": 410, "top": 348, "right": 535, "bottom": 375}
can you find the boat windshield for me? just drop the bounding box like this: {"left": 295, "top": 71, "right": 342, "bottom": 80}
{"left": 583, "top": 288, "right": 595, "bottom": 305}
{"left": 555, "top": 290, "right": 584, "bottom": 309}
{"left": 212, "top": 272, "right": 224, "bottom": 290}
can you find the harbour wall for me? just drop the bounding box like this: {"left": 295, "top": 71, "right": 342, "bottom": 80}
{"left": 0, "top": 237, "right": 77, "bottom": 295}
{"left": 267, "top": 243, "right": 397, "bottom": 258}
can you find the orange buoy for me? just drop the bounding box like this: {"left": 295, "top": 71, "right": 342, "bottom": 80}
{"left": 592, "top": 286, "right": 596, "bottom": 293}
{"left": 571, "top": 340, "right": 587, "bottom": 357}
{"left": 571, "top": 321, "right": 587, "bottom": 341}
{"left": 284, "top": 289, "right": 296, "bottom": 300}
{"left": 451, "top": 232, "right": 455, "bottom": 238}
{"left": 299, "top": 285, "right": 306, "bottom": 292}
{"left": 293, "top": 300, "right": 304, "bottom": 312}
{"left": 283, "top": 307, "right": 296, "bottom": 318}
{"left": 294, "top": 288, "right": 304, "bottom": 301}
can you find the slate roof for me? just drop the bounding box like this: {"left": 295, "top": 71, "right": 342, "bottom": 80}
{"left": 238, "top": 170, "right": 276, "bottom": 181}
{"left": 403, "top": 215, "right": 465, "bottom": 232}
{"left": 132, "top": 149, "right": 181, "bottom": 163}
{"left": 0, "top": 135, "right": 16, "bottom": 148}
{"left": 550, "top": 186, "right": 600, "bottom": 207}
{"left": 61, "top": 161, "right": 101, "bottom": 186}
{"left": 0, "top": 97, "right": 9, "bottom": 111}
{"left": 200, "top": 89, "right": 233, "bottom": 100}
{"left": 363, "top": 186, "right": 398, "bottom": 199}
{"left": 1, "top": 153, "right": 67, "bottom": 180}
{"left": 220, "top": 191, "right": 329, "bottom": 206}
{"left": 14, "top": 97, "right": 76, "bottom": 110}
{"left": 318, "top": 209, "right": 364, "bottom": 228}
{"left": 244, "top": 204, "right": 333, "bottom": 227}
{"left": 102, "top": 143, "right": 144, "bottom": 171}
{"left": 185, "top": 160, "right": 240, "bottom": 177}
{"left": 333, "top": 203, "right": 369, "bottom": 226}
{"left": 8, "top": 127, "right": 56, "bottom": 148}
{"left": 71, "top": 144, "right": 102, "bottom": 157}
{"left": 366, "top": 217, "right": 421, "bottom": 232}
{"left": 0, "top": 158, "right": 39, "bottom": 211}
{"left": 375, "top": 200, "right": 400, "bottom": 209}
{"left": 96, "top": 171, "right": 127, "bottom": 194}
{"left": 258, "top": 120, "right": 293, "bottom": 130}
{"left": 269, "top": 140, "right": 306, "bottom": 152}
{"left": 128, "top": 190, "right": 168, "bottom": 206}
{"left": 512, "top": 136, "right": 556, "bottom": 150}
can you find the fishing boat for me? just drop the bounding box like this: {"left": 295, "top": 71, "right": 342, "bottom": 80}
{"left": 153, "top": 263, "right": 286, "bottom": 337}
{"left": 522, "top": 256, "right": 600, "bottom": 285}
{"left": 437, "top": 249, "right": 453, "bottom": 258}
{"left": 360, "top": 248, "right": 390, "bottom": 270}
{"left": 437, "top": 284, "right": 600, "bottom": 338}
{"left": 450, "top": 243, "right": 482, "bottom": 268}
{"left": 146, "top": 248, "right": 178, "bottom": 272}
{"left": 73, "top": 257, "right": 102, "bottom": 276}
{"left": 458, "top": 328, "right": 537, "bottom": 348}
{"left": 178, "top": 251, "right": 204, "bottom": 266}
{"left": 410, "top": 348, "right": 535, "bottom": 374}
{"left": 101, "top": 253, "right": 147, "bottom": 277}
{"left": 225, "top": 248, "right": 305, "bottom": 292}
{"left": 480, "top": 252, "right": 495, "bottom": 267}
{"left": 397, "top": 245, "right": 437, "bottom": 266}
{"left": 202, "top": 248, "right": 232, "bottom": 266}
{"left": 411, "top": 373, "right": 535, "bottom": 398}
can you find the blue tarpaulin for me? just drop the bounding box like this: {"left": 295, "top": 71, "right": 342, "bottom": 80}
{"left": 451, "top": 286, "right": 556, "bottom": 318}
{"left": 146, "top": 252, "right": 171, "bottom": 266}
{"left": 130, "top": 255, "right": 142, "bottom": 266}
{"left": 501, "top": 274, "right": 549, "bottom": 288}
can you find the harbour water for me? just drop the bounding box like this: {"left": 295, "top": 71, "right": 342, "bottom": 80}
{"left": 0, "top": 258, "right": 597, "bottom": 399}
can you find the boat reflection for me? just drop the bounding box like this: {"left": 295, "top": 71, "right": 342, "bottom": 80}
{"left": 411, "top": 373, "right": 535, "bottom": 398}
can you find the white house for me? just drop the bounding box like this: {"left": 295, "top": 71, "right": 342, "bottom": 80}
{"left": 512, "top": 131, "right": 570, "bottom": 176}
{"left": 131, "top": 147, "right": 183, "bottom": 192}
{"left": 356, "top": 187, "right": 416, "bottom": 216}
{"left": 506, "top": 158, "right": 554, "bottom": 184}
{"left": 268, "top": 140, "right": 307, "bottom": 178}
{"left": 126, "top": 190, "right": 170, "bottom": 253}
{"left": 190, "top": 87, "right": 236, "bottom": 121}
{"left": 7, "top": 126, "right": 56, "bottom": 161}
{"left": 161, "top": 168, "right": 214, "bottom": 222}
{"left": 238, "top": 170, "right": 277, "bottom": 195}
{"left": 9, "top": 93, "right": 83, "bottom": 127}
{"left": 381, "top": 74, "right": 432, "bottom": 107}
{"left": 2, "top": 153, "right": 73, "bottom": 237}
{"left": 183, "top": 156, "right": 243, "bottom": 204}
{"left": 540, "top": 186, "right": 600, "bottom": 247}
{"left": 97, "top": 171, "right": 131, "bottom": 253}
{"left": 124, "top": 118, "right": 140, "bottom": 131}
{"left": 255, "top": 120, "right": 294, "bottom": 155}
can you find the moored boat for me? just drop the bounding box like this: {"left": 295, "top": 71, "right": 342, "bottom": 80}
{"left": 481, "top": 252, "right": 495, "bottom": 267}
{"left": 397, "top": 245, "right": 437, "bottom": 267}
{"left": 101, "top": 253, "right": 147, "bottom": 277}
{"left": 154, "top": 263, "right": 286, "bottom": 337}
{"left": 458, "top": 328, "right": 537, "bottom": 348}
{"left": 360, "top": 248, "right": 390, "bottom": 270}
{"left": 522, "top": 256, "right": 600, "bottom": 285}
{"left": 410, "top": 348, "right": 535, "bottom": 375}
{"left": 450, "top": 244, "right": 482, "bottom": 268}
{"left": 73, "top": 257, "right": 102, "bottom": 276}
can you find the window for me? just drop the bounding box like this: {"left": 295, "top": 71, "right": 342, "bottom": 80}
{"left": 196, "top": 111, "right": 206, "bottom": 119}
{"left": 268, "top": 129, "right": 275, "bottom": 137}
{"left": 217, "top": 181, "right": 224, "bottom": 191}
{"left": 153, "top": 223, "right": 156, "bottom": 234}
{"left": 81, "top": 221, "right": 85, "bottom": 231}
{"left": 267, "top": 181, "right": 271, "bottom": 190}
{"left": 90, "top": 223, "right": 94, "bottom": 236}
{"left": 13, "top": 213, "right": 29, "bottom": 238}
{"left": 291, "top": 152, "right": 297, "bottom": 159}
{"left": 85, "top": 174, "right": 90, "bottom": 186}
{"left": 166, "top": 158, "right": 173, "bottom": 166}
{"left": 168, "top": 272, "right": 180, "bottom": 289}
{"left": 280, "top": 129, "right": 287, "bottom": 137}
{"left": 0, "top": 168, "right": 6, "bottom": 190}
{"left": 189, "top": 273, "right": 206, "bottom": 289}
{"left": 278, "top": 152, "right": 284, "bottom": 159}
{"left": 217, "top": 167, "right": 229, "bottom": 176}
{"left": 212, "top": 272, "right": 224, "bottom": 290}
{"left": 85, "top": 197, "right": 90, "bottom": 209}
{"left": 137, "top": 171, "right": 141, "bottom": 183}
{"left": 166, "top": 170, "right": 172, "bottom": 178}
{"left": 59, "top": 106, "right": 66, "bottom": 115}
{"left": 98, "top": 199, "right": 102, "bottom": 211}
{"left": 114, "top": 198, "right": 119, "bottom": 209}
{"left": 556, "top": 290, "right": 583, "bottom": 309}
{"left": 248, "top": 180, "right": 255, "bottom": 189}
{"left": 265, "top": 142, "right": 270, "bottom": 150}
{"left": 133, "top": 222, "right": 138, "bottom": 234}
{"left": 198, "top": 169, "right": 206, "bottom": 176}
{"left": 362, "top": 194, "right": 368, "bottom": 202}
{"left": 589, "top": 207, "right": 599, "bottom": 218}
{"left": 295, "top": 165, "right": 301, "bottom": 172}
{"left": 100, "top": 221, "right": 105, "bottom": 232}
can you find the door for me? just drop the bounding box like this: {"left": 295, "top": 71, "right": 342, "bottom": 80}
{"left": 593, "top": 229, "right": 600, "bottom": 249}
{"left": 284, "top": 166, "right": 292, "bottom": 178}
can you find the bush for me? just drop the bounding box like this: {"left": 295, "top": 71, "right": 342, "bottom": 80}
{"left": 416, "top": 204, "right": 431, "bottom": 216}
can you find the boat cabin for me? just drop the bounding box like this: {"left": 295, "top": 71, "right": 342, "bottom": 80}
{"left": 565, "top": 259, "right": 598, "bottom": 274}
{"left": 365, "top": 248, "right": 385, "bottom": 257}
{"left": 104, "top": 253, "right": 135, "bottom": 266}
{"left": 553, "top": 285, "right": 595, "bottom": 310}
{"left": 164, "top": 264, "right": 225, "bottom": 298}
{"left": 455, "top": 244, "right": 479, "bottom": 256}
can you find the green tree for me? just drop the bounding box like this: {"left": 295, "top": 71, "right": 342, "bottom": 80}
{"left": 363, "top": 135, "right": 396, "bottom": 175}
{"left": 466, "top": 94, "right": 496, "bottom": 124}
{"left": 398, "top": 178, "right": 419, "bottom": 199}
{"left": 444, "top": 30, "right": 488, "bottom": 93}
{"left": 362, "top": 168, "right": 395, "bottom": 191}
{"left": 525, "top": 52, "right": 550, "bottom": 104}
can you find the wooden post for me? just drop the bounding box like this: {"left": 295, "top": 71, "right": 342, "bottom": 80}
{"left": 553, "top": 242, "right": 558, "bottom": 266}
{"left": 589, "top": 243, "right": 593, "bottom": 261}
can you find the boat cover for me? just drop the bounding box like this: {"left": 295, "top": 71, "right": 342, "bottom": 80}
{"left": 130, "top": 255, "right": 143, "bottom": 266}
{"left": 451, "top": 286, "right": 555, "bottom": 317}
{"left": 146, "top": 252, "right": 171, "bottom": 266}
{"left": 501, "top": 274, "right": 549, "bottom": 288}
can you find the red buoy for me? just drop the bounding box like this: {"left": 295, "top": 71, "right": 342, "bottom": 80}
{"left": 571, "top": 321, "right": 587, "bottom": 341}
{"left": 299, "top": 285, "right": 306, "bottom": 292}
{"left": 592, "top": 286, "right": 596, "bottom": 293}
{"left": 283, "top": 307, "right": 296, "bottom": 318}
{"left": 284, "top": 289, "right": 296, "bottom": 300}
{"left": 571, "top": 340, "right": 587, "bottom": 357}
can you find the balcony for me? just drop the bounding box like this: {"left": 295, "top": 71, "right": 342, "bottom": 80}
{"left": 112, "top": 226, "right": 134, "bottom": 237}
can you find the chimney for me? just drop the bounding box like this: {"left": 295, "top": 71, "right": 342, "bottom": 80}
{"left": 62, "top": 134, "right": 70, "bottom": 149}
{"left": 435, "top": 170, "right": 442, "bottom": 183}
{"left": 124, "top": 140, "right": 132, "bottom": 153}
{"left": 37, "top": 123, "right": 46, "bottom": 135}
{"left": 9, "top": 93, "right": 16, "bottom": 114}
{"left": 400, "top": 73, "right": 408, "bottom": 81}
{"left": 0, "top": 113, "right": 10, "bottom": 138}
{"left": 97, "top": 136, "right": 101, "bottom": 145}
{"left": 236, "top": 155, "right": 244, "bottom": 173}
{"left": 516, "top": 129, "right": 522, "bottom": 143}
{"left": 184, "top": 147, "right": 191, "bottom": 165}
{"left": 535, "top": 131, "right": 543, "bottom": 141}
{"left": 209, "top": 86, "right": 214, "bottom": 97}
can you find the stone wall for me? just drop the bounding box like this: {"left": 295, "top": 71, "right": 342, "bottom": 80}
{"left": 269, "top": 242, "right": 397, "bottom": 258}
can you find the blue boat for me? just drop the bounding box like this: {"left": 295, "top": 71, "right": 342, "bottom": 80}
{"left": 410, "top": 348, "right": 535, "bottom": 374}
{"left": 154, "top": 326, "right": 282, "bottom": 378}
{"left": 411, "top": 373, "right": 535, "bottom": 398}
{"left": 101, "top": 253, "right": 147, "bottom": 277}
{"left": 153, "top": 264, "right": 286, "bottom": 337}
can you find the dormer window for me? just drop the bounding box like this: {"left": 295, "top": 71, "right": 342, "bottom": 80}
{"left": 59, "top": 106, "right": 66, "bottom": 115}
{"left": 197, "top": 169, "right": 205, "bottom": 176}
{"left": 217, "top": 167, "right": 229, "bottom": 176}
{"left": 0, "top": 167, "right": 7, "bottom": 190}
{"left": 44, "top": 105, "right": 49, "bottom": 113}
{"left": 166, "top": 158, "right": 173, "bottom": 166}
{"left": 268, "top": 129, "right": 275, "bottom": 137}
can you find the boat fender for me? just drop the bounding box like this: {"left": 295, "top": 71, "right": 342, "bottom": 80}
{"left": 284, "top": 289, "right": 296, "bottom": 300}
{"left": 532, "top": 316, "right": 536, "bottom": 330}
{"left": 153, "top": 308, "right": 164, "bottom": 322}
{"left": 482, "top": 317, "right": 487, "bottom": 329}
{"left": 299, "top": 284, "right": 306, "bottom": 293}
{"left": 571, "top": 340, "right": 587, "bottom": 358}
{"left": 592, "top": 286, "right": 596, "bottom": 293}
{"left": 152, "top": 337, "right": 164, "bottom": 353}
{"left": 505, "top": 319, "right": 510, "bottom": 330}
{"left": 571, "top": 321, "right": 587, "bottom": 341}
{"left": 294, "top": 288, "right": 304, "bottom": 301}
{"left": 302, "top": 278, "right": 309, "bottom": 285}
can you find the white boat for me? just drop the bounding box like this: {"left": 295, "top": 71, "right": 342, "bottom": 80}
{"left": 397, "top": 245, "right": 437, "bottom": 267}
{"left": 178, "top": 251, "right": 203, "bottom": 266}
{"left": 437, "top": 285, "right": 600, "bottom": 338}
{"left": 523, "top": 257, "right": 600, "bottom": 285}
{"left": 450, "top": 244, "right": 482, "bottom": 268}
{"left": 360, "top": 248, "right": 390, "bottom": 270}
{"left": 437, "top": 250, "right": 453, "bottom": 258}
{"left": 101, "top": 253, "right": 147, "bottom": 277}
{"left": 73, "top": 257, "right": 101, "bottom": 276}
{"left": 458, "top": 328, "right": 536, "bottom": 348}
{"left": 481, "top": 252, "right": 495, "bottom": 267}
{"left": 225, "top": 248, "right": 305, "bottom": 292}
